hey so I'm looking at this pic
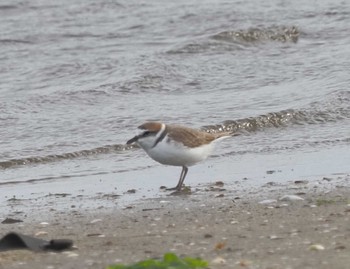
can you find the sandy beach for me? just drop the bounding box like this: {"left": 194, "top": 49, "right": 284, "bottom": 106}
{"left": 1, "top": 173, "right": 349, "bottom": 269}
{"left": 1, "top": 0, "right": 350, "bottom": 268}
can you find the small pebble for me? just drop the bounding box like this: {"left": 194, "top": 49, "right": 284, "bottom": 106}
{"left": 1, "top": 218, "right": 23, "bottom": 224}
{"left": 238, "top": 259, "right": 251, "bottom": 267}
{"left": 86, "top": 233, "right": 104, "bottom": 237}
{"left": 294, "top": 180, "right": 309, "bottom": 184}
{"left": 215, "top": 181, "right": 224, "bottom": 187}
{"left": 127, "top": 189, "right": 136, "bottom": 194}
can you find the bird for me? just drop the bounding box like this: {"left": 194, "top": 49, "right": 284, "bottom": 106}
{"left": 126, "top": 122, "right": 236, "bottom": 191}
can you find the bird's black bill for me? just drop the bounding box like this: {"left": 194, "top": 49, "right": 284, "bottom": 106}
{"left": 126, "top": 135, "right": 139, "bottom": 144}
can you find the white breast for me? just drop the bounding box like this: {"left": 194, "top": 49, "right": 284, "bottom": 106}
{"left": 143, "top": 138, "right": 215, "bottom": 167}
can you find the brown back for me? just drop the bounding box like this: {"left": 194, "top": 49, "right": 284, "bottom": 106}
{"left": 167, "top": 125, "right": 228, "bottom": 148}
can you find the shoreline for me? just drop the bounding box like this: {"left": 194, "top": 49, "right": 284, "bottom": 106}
{"left": 1, "top": 173, "right": 350, "bottom": 269}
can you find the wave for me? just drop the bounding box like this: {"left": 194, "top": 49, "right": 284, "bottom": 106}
{"left": 1, "top": 91, "right": 349, "bottom": 170}
{"left": 211, "top": 26, "right": 299, "bottom": 44}
{"left": 0, "top": 39, "right": 33, "bottom": 45}
{"left": 203, "top": 90, "right": 350, "bottom": 133}
{"left": 167, "top": 25, "right": 299, "bottom": 54}
{"left": 0, "top": 5, "right": 18, "bottom": 10}
{"left": 0, "top": 145, "right": 133, "bottom": 170}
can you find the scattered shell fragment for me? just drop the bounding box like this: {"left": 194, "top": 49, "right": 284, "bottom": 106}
{"left": 65, "top": 252, "right": 79, "bottom": 258}
{"left": 279, "top": 203, "right": 289, "bottom": 207}
{"left": 269, "top": 235, "right": 282, "bottom": 240}
{"left": 35, "top": 231, "right": 48, "bottom": 236}
{"left": 211, "top": 256, "right": 226, "bottom": 265}
{"left": 258, "top": 199, "right": 277, "bottom": 205}
{"left": 90, "top": 219, "right": 102, "bottom": 224}
{"left": 309, "top": 244, "right": 325, "bottom": 251}
{"left": 279, "top": 195, "right": 304, "bottom": 201}
{"left": 40, "top": 222, "right": 49, "bottom": 226}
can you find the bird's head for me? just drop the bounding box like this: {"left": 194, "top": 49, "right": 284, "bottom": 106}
{"left": 126, "top": 122, "right": 166, "bottom": 150}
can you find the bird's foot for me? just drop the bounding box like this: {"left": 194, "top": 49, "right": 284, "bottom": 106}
{"left": 167, "top": 186, "right": 192, "bottom": 196}
{"left": 165, "top": 186, "right": 178, "bottom": 191}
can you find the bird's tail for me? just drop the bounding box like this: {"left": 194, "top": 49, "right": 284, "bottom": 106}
{"left": 214, "top": 131, "right": 241, "bottom": 140}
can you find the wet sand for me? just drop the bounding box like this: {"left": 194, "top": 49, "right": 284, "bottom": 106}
{"left": 1, "top": 174, "right": 350, "bottom": 269}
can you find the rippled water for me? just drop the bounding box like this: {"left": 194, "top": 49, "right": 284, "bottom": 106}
{"left": 1, "top": 0, "right": 349, "bottom": 197}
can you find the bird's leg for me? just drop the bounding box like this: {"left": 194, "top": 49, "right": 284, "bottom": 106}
{"left": 166, "top": 166, "right": 188, "bottom": 191}
{"left": 176, "top": 166, "right": 188, "bottom": 191}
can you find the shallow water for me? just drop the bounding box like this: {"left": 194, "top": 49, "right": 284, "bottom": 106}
{"left": 1, "top": 0, "right": 349, "bottom": 205}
